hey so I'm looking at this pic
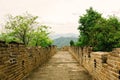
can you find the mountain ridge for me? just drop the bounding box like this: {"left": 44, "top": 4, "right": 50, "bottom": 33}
{"left": 53, "top": 36, "right": 78, "bottom": 48}
{"left": 49, "top": 33, "right": 79, "bottom": 39}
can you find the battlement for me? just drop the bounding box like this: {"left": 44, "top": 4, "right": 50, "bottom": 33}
{"left": 0, "top": 41, "right": 57, "bottom": 80}
{"left": 69, "top": 46, "right": 120, "bottom": 80}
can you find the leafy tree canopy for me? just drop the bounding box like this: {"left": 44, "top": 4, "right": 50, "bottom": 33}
{"left": 70, "top": 40, "right": 75, "bottom": 46}
{"left": 0, "top": 13, "right": 53, "bottom": 47}
{"left": 77, "top": 7, "right": 120, "bottom": 51}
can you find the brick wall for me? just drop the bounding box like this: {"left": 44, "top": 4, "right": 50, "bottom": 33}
{"left": 0, "top": 41, "right": 57, "bottom": 80}
{"left": 69, "top": 46, "right": 120, "bottom": 80}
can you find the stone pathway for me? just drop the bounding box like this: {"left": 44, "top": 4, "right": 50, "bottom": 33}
{"left": 24, "top": 51, "right": 92, "bottom": 80}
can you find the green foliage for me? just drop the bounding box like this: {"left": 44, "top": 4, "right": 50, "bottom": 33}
{"left": 0, "top": 13, "right": 53, "bottom": 47}
{"left": 0, "top": 33, "right": 20, "bottom": 43}
{"left": 77, "top": 7, "right": 120, "bottom": 51}
{"left": 29, "top": 25, "right": 53, "bottom": 47}
{"left": 4, "top": 13, "right": 38, "bottom": 45}
{"left": 70, "top": 40, "right": 75, "bottom": 46}
{"left": 78, "top": 7, "right": 102, "bottom": 47}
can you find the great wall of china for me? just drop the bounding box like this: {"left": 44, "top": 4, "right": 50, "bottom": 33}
{"left": 0, "top": 40, "right": 120, "bottom": 80}
{"left": 0, "top": 41, "right": 57, "bottom": 80}
{"left": 68, "top": 46, "right": 120, "bottom": 80}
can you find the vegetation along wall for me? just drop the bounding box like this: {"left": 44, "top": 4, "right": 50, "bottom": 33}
{"left": 0, "top": 41, "right": 57, "bottom": 80}
{"left": 69, "top": 46, "right": 120, "bottom": 80}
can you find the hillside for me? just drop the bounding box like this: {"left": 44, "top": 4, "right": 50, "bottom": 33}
{"left": 53, "top": 37, "right": 78, "bottom": 48}
{"left": 49, "top": 33, "right": 79, "bottom": 39}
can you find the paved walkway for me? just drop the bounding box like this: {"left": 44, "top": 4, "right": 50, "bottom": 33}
{"left": 24, "top": 51, "right": 92, "bottom": 80}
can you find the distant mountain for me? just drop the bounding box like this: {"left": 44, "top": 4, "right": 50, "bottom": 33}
{"left": 49, "top": 33, "right": 79, "bottom": 39}
{"left": 53, "top": 37, "right": 78, "bottom": 48}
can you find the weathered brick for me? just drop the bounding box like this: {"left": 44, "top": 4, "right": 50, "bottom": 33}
{"left": 0, "top": 42, "right": 57, "bottom": 80}
{"left": 69, "top": 47, "right": 120, "bottom": 80}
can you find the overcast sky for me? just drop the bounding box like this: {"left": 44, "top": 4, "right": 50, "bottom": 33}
{"left": 0, "top": 0, "right": 120, "bottom": 34}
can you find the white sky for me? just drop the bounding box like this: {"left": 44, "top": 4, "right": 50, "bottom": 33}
{"left": 0, "top": 0, "right": 120, "bottom": 34}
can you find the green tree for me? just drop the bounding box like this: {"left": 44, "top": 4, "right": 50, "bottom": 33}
{"left": 77, "top": 7, "right": 120, "bottom": 51}
{"left": 78, "top": 7, "right": 102, "bottom": 47}
{"left": 4, "top": 13, "right": 38, "bottom": 45}
{"left": 70, "top": 40, "right": 74, "bottom": 46}
{"left": 1, "top": 13, "right": 53, "bottom": 47}
{"left": 29, "top": 25, "right": 53, "bottom": 47}
{"left": 0, "top": 33, "right": 18, "bottom": 43}
{"left": 92, "top": 16, "right": 120, "bottom": 51}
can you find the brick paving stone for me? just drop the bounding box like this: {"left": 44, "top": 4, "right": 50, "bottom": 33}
{"left": 24, "top": 51, "right": 92, "bottom": 80}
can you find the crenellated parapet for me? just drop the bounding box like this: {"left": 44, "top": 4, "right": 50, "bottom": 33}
{"left": 0, "top": 41, "right": 57, "bottom": 80}
{"left": 69, "top": 46, "right": 120, "bottom": 80}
